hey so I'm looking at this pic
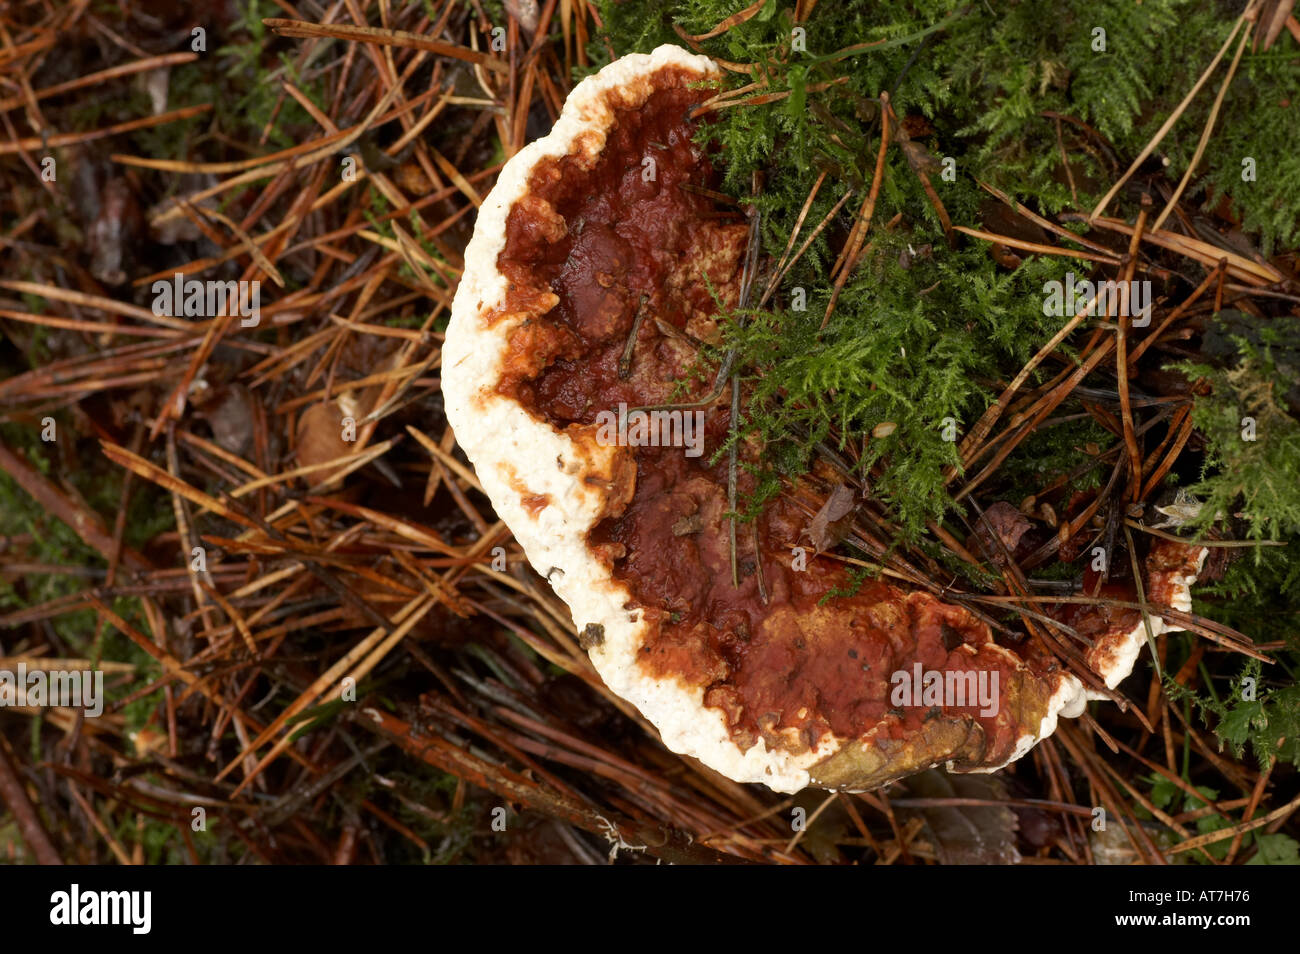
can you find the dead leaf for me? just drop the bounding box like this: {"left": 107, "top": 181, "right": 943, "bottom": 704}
{"left": 296, "top": 395, "right": 365, "bottom": 485}
{"left": 87, "top": 177, "right": 141, "bottom": 287}
{"left": 505, "top": 0, "right": 539, "bottom": 35}
{"left": 196, "top": 383, "right": 255, "bottom": 457}
{"left": 970, "top": 500, "right": 1034, "bottom": 567}
{"left": 901, "top": 769, "right": 1020, "bottom": 865}
{"left": 803, "top": 483, "right": 858, "bottom": 552}
{"left": 898, "top": 138, "right": 943, "bottom": 176}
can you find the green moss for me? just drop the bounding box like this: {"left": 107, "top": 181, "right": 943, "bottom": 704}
{"left": 1170, "top": 543, "right": 1300, "bottom": 768}
{"left": 1181, "top": 373, "right": 1300, "bottom": 545}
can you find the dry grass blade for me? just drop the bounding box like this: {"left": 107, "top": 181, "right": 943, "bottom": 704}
{"left": 263, "top": 18, "right": 509, "bottom": 72}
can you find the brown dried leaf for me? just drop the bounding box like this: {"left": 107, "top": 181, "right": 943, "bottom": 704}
{"left": 295, "top": 396, "right": 365, "bottom": 484}
{"left": 970, "top": 500, "right": 1033, "bottom": 567}
{"left": 803, "top": 483, "right": 858, "bottom": 552}
{"left": 902, "top": 769, "right": 1020, "bottom": 865}
{"left": 898, "top": 138, "right": 942, "bottom": 176}
{"left": 197, "top": 383, "right": 255, "bottom": 456}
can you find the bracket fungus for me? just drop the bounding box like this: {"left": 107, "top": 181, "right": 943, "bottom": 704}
{"left": 442, "top": 45, "right": 1208, "bottom": 793}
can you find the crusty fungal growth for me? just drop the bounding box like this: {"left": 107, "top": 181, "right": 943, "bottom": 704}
{"left": 441, "top": 45, "right": 1208, "bottom": 793}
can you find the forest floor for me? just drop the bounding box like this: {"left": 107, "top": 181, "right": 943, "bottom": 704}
{"left": 1, "top": 0, "right": 1298, "bottom": 865}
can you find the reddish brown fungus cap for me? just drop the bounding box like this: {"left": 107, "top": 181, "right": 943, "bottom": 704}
{"left": 442, "top": 46, "right": 1208, "bottom": 792}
